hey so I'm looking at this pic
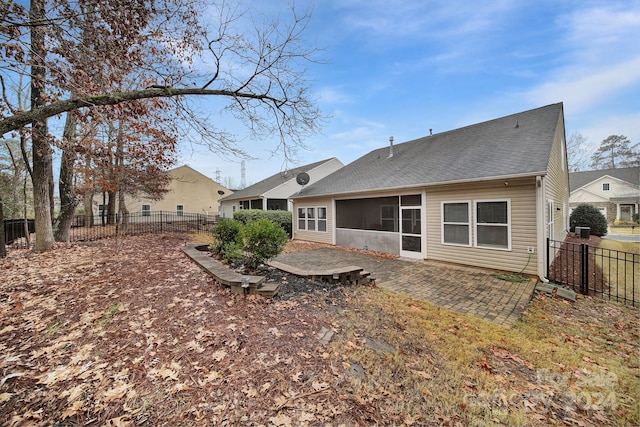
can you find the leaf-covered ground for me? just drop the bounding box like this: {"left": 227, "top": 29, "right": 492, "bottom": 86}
{"left": 1, "top": 234, "right": 638, "bottom": 426}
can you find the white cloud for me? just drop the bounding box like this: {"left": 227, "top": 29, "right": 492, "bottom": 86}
{"left": 334, "top": 0, "right": 514, "bottom": 42}
{"left": 316, "top": 87, "right": 354, "bottom": 104}
{"left": 525, "top": 56, "right": 640, "bottom": 112}
{"left": 563, "top": 5, "right": 640, "bottom": 64}
{"left": 579, "top": 112, "right": 640, "bottom": 150}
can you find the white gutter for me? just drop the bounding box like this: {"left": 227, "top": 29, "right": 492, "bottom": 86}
{"left": 536, "top": 175, "right": 548, "bottom": 282}
{"left": 293, "top": 171, "right": 548, "bottom": 200}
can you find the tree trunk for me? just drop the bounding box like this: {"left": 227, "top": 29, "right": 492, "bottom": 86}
{"left": 118, "top": 190, "right": 130, "bottom": 228}
{"left": 30, "top": 0, "right": 55, "bottom": 252}
{"left": 0, "top": 197, "right": 6, "bottom": 258}
{"left": 23, "top": 176, "right": 31, "bottom": 247}
{"left": 84, "top": 191, "right": 94, "bottom": 227}
{"left": 101, "top": 192, "right": 107, "bottom": 226}
{"left": 54, "top": 114, "right": 78, "bottom": 242}
{"left": 105, "top": 191, "right": 116, "bottom": 224}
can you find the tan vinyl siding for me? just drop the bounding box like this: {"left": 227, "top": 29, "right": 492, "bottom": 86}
{"left": 124, "top": 165, "right": 230, "bottom": 216}
{"left": 544, "top": 113, "right": 570, "bottom": 242}
{"left": 293, "top": 197, "right": 334, "bottom": 245}
{"left": 426, "top": 178, "right": 538, "bottom": 275}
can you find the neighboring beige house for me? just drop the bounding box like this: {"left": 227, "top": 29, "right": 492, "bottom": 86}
{"left": 291, "top": 103, "right": 570, "bottom": 280}
{"left": 569, "top": 167, "right": 639, "bottom": 223}
{"left": 124, "top": 165, "right": 231, "bottom": 217}
{"left": 218, "top": 158, "right": 344, "bottom": 218}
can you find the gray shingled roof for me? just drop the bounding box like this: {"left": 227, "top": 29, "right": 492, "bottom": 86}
{"left": 295, "top": 103, "right": 564, "bottom": 198}
{"left": 221, "top": 158, "right": 337, "bottom": 202}
{"left": 569, "top": 167, "right": 640, "bottom": 192}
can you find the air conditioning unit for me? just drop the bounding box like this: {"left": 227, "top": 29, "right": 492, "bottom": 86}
{"left": 575, "top": 226, "right": 590, "bottom": 239}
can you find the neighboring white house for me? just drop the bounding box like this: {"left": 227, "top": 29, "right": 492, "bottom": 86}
{"left": 218, "top": 158, "right": 344, "bottom": 218}
{"left": 569, "top": 167, "right": 639, "bottom": 223}
{"left": 291, "top": 103, "right": 570, "bottom": 280}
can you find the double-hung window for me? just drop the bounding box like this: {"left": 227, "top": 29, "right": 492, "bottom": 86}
{"left": 442, "top": 202, "right": 471, "bottom": 246}
{"left": 475, "top": 200, "right": 510, "bottom": 250}
{"left": 307, "top": 208, "right": 316, "bottom": 231}
{"left": 176, "top": 205, "right": 184, "bottom": 216}
{"left": 317, "top": 207, "right": 327, "bottom": 232}
{"left": 298, "top": 207, "right": 327, "bottom": 232}
{"left": 142, "top": 204, "right": 151, "bottom": 217}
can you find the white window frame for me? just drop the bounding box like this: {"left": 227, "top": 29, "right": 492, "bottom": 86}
{"left": 602, "top": 183, "right": 610, "bottom": 191}
{"left": 474, "top": 199, "right": 511, "bottom": 251}
{"left": 176, "top": 205, "right": 184, "bottom": 216}
{"left": 441, "top": 201, "right": 471, "bottom": 247}
{"left": 142, "top": 204, "right": 151, "bottom": 217}
{"left": 297, "top": 206, "right": 328, "bottom": 233}
{"left": 307, "top": 207, "right": 316, "bottom": 231}
{"left": 317, "top": 207, "right": 327, "bottom": 232}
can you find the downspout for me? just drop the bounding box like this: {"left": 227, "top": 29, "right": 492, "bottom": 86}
{"left": 536, "top": 175, "right": 549, "bottom": 282}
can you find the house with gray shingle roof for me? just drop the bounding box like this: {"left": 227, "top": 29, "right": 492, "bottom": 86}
{"left": 291, "top": 103, "right": 569, "bottom": 280}
{"left": 569, "top": 167, "right": 639, "bottom": 223}
{"left": 218, "top": 158, "right": 343, "bottom": 218}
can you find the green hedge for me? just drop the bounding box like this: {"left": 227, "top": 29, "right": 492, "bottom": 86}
{"left": 211, "top": 215, "right": 289, "bottom": 268}
{"left": 242, "top": 218, "right": 289, "bottom": 269}
{"left": 233, "top": 209, "right": 292, "bottom": 227}
{"left": 570, "top": 204, "right": 608, "bottom": 237}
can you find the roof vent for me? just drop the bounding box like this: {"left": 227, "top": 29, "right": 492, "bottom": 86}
{"left": 429, "top": 128, "right": 433, "bottom": 136}
{"left": 515, "top": 120, "right": 519, "bottom": 129}
{"left": 388, "top": 136, "right": 394, "bottom": 158}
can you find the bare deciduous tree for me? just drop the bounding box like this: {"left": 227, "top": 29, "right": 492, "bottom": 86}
{"left": 1, "top": 1, "right": 322, "bottom": 251}
{"left": 566, "top": 131, "right": 590, "bottom": 172}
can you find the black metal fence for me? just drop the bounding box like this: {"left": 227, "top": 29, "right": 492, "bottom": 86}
{"left": 547, "top": 238, "right": 639, "bottom": 307}
{"left": 4, "top": 211, "right": 218, "bottom": 249}
{"left": 3, "top": 218, "right": 35, "bottom": 245}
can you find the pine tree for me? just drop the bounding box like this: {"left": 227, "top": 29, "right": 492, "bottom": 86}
{"left": 590, "top": 135, "right": 635, "bottom": 170}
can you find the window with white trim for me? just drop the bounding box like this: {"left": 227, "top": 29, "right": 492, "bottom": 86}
{"left": 442, "top": 201, "right": 471, "bottom": 246}
{"left": 475, "top": 200, "right": 511, "bottom": 250}
{"left": 317, "top": 207, "right": 327, "bottom": 232}
{"left": 176, "top": 205, "right": 184, "bottom": 216}
{"left": 142, "top": 204, "right": 151, "bottom": 217}
{"left": 298, "top": 207, "right": 327, "bottom": 232}
{"left": 307, "top": 207, "right": 316, "bottom": 231}
{"left": 602, "top": 183, "right": 610, "bottom": 191}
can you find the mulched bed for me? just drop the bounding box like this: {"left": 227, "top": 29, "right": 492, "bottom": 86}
{"left": 548, "top": 234, "right": 608, "bottom": 295}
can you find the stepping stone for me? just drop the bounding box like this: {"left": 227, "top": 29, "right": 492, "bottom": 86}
{"left": 345, "top": 363, "right": 365, "bottom": 379}
{"left": 366, "top": 338, "right": 395, "bottom": 354}
{"left": 535, "top": 282, "right": 577, "bottom": 302}
{"left": 316, "top": 327, "right": 334, "bottom": 345}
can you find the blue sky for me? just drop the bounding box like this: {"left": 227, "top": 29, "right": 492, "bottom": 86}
{"left": 182, "top": 0, "right": 640, "bottom": 188}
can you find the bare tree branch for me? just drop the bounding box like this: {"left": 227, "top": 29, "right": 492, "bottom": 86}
{"left": 0, "top": 87, "right": 293, "bottom": 135}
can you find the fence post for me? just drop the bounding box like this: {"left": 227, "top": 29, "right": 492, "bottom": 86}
{"left": 546, "top": 238, "right": 550, "bottom": 280}
{"left": 581, "top": 243, "right": 588, "bottom": 295}
{"left": 160, "top": 211, "right": 163, "bottom": 233}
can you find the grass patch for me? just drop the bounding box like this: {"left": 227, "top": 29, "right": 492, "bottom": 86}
{"left": 98, "top": 302, "right": 122, "bottom": 324}
{"left": 329, "top": 286, "right": 639, "bottom": 426}
{"left": 596, "top": 239, "right": 640, "bottom": 304}
{"left": 43, "top": 322, "right": 61, "bottom": 336}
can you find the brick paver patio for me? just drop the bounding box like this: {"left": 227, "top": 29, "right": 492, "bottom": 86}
{"left": 273, "top": 248, "right": 537, "bottom": 327}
